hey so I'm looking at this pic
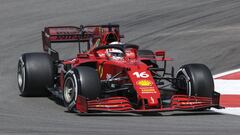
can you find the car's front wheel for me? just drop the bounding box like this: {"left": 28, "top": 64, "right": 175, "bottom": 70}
{"left": 176, "top": 63, "right": 214, "bottom": 97}
{"left": 63, "top": 66, "right": 101, "bottom": 112}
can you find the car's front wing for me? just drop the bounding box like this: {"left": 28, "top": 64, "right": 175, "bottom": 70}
{"left": 75, "top": 92, "right": 222, "bottom": 113}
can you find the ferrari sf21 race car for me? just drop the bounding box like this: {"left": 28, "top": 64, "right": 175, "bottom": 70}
{"left": 17, "top": 24, "right": 222, "bottom": 113}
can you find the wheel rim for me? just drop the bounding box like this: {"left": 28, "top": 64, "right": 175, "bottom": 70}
{"left": 17, "top": 61, "right": 25, "bottom": 93}
{"left": 178, "top": 74, "right": 190, "bottom": 95}
{"left": 64, "top": 77, "right": 75, "bottom": 103}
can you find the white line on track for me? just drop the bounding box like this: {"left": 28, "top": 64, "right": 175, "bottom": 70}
{"left": 213, "top": 68, "right": 240, "bottom": 78}
{"left": 214, "top": 80, "right": 240, "bottom": 95}
{"left": 212, "top": 68, "right": 240, "bottom": 116}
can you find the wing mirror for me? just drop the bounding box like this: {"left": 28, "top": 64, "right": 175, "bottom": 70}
{"left": 155, "top": 50, "right": 165, "bottom": 57}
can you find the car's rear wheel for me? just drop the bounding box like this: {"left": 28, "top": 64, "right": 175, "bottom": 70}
{"left": 17, "top": 53, "right": 54, "bottom": 97}
{"left": 63, "top": 66, "right": 101, "bottom": 112}
{"left": 176, "top": 64, "right": 214, "bottom": 97}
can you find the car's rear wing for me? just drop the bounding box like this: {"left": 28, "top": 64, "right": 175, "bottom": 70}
{"left": 42, "top": 24, "right": 122, "bottom": 51}
{"left": 42, "top": 24, "right": 123, "bottom": 60}
{"left": 42, "top": 26, "right": 90, "bottom": 52}
{"left": 43, "top": 26, "right": 84, "bottom": 43}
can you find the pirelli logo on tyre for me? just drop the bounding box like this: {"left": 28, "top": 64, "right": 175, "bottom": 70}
{"left": 136, "top": 80, "right": 153, "bottom": 87}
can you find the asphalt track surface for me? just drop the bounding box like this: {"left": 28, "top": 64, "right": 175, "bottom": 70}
{"left": 1, "top": 0, "right": 240, "bottom": 135}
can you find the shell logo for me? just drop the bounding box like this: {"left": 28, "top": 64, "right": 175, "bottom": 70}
{"left": 137, "top": 80, "right": 153, "bottom": 87}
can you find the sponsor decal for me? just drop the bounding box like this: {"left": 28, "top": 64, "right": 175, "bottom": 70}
{"left": 140, "top": 88, "right": 156, "bottom": 93}
{"left": 106, "top": 73, "right": 112, "bottom": 80}
{"left": 99, "top": 27, "right": 104, "bottom": 34}
{"left": 137, "top": 80, "right": 153, "bottom": 87}
{"left": 180, "top": 102, "right": 203, "bottom": 105}
{"left": 95, "top": 38, "right": 101, "bottom": 47}
{"left": 150, "top": 97, "right": 155, "bottom": 103}
{"left": 98, "top": 64, "right": 103, "bottom": 78}
{"left": 95, "top": 105, "right": 119, "bottom": 108}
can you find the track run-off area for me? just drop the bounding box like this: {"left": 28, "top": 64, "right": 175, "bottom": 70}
{"left": 213, "top": 69, "right": 240, "bottom": 116}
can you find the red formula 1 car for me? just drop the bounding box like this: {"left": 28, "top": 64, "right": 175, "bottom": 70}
{"left": 17, "top": 24, "right": 222, "bottom": 113}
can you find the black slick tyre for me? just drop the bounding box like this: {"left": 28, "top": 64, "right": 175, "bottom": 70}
{"left": 63, "top": 66, "right": 101, "bottom": 112}
{"left": 17, "top": 53, "right": 54, "bottom": 97}
{"left": 176, "top": 64, "right": 214, "bottom": 97}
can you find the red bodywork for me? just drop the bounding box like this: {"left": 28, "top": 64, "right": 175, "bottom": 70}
{"left": 42, "top": 24, "right": 221, "bottom": 113}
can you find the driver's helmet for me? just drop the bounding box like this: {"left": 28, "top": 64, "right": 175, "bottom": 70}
{"left": 106, "top": 42, "right": 124, "bottom": 60}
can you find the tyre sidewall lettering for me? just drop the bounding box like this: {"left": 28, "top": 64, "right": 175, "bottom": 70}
{"left": 177, "top": 68, "right": 192, "bottom": 96}
{"left": 18, "top": 56, "right": 26, "bottom": 94}
{"left": 64, "top": 70, "right": 79, "bottom": 110}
